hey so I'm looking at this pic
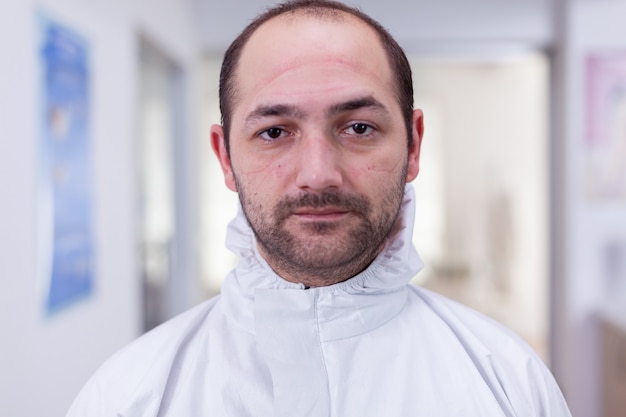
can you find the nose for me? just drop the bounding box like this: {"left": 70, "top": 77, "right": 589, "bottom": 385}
{"left": 294, "top": 133, "right": 343, "bottom": 191}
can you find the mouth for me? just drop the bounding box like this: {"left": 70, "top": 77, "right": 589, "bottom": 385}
{"left": 292, "top": 207, "right": 350, "bottom": 221}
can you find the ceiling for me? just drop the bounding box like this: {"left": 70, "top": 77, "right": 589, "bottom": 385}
{"left": 191, "top": 0, "right": 554, "bottom": 58}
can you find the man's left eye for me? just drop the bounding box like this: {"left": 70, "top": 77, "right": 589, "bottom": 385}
{"left": 345, "top": 123, "right": 374, "bottom": 136}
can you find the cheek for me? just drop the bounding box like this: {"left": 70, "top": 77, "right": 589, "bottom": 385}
{"left": 236, "top": 157, "right": 289, "bottom": 193}
{"left": 246, "top": 160, "right": 286, "bottom": 177}
{"left": 345, "top": 162, "right": 393, "bottom": 187}
{"left": 236, "top": 157, "right": 275, "bottom": 176}
{"left": 361, "top": 151, "right": 406, "bottom": 174}
{"left": 338, "top": 149, "right": 406, "bottom": 190}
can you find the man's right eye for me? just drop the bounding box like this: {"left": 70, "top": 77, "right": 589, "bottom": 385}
{"left": 259, "top": 127, "right": 286, "bottom": 140}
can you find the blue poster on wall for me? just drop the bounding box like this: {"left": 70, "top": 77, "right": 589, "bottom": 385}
{"left": 38, "top": 16, "right": 94, "bottom": 315}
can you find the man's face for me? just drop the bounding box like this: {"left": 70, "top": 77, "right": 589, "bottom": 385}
{"left": 212, "top": 14, "right": 423, "bottom": 286}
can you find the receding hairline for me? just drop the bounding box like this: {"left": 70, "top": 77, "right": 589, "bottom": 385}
{"left": 273, "top": 3, "right": 350, "bottom": 20}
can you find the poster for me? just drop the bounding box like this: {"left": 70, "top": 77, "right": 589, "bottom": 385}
{"left": 585, "top": 52, "right": 626, "bottom": 201}
{"left": 38, "top": 16, "right": 94, "bottom": 314}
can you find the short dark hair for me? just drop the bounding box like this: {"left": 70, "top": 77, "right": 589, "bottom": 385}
{"left": 218, "top": 0, "right": 414, "bottom": 153}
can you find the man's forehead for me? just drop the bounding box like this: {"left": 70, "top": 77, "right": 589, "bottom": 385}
{"left": 236, "top": 11, "right": 391, "bottom": 87}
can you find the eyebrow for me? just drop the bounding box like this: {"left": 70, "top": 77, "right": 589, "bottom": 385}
{"left": 327, "top": 96, "right": 389, "bottom": 117}
{"left": 244, "top": 95, "right": 390, "bottom": 129}
{"left": 245, "top": 104, "right": 306, "bottom": 128}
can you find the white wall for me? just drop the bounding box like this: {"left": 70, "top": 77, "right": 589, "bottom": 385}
{"left": 552, "top": 1, "right": 626, "bottom": 416}
{"left": 0, "top": 1, "right": 200, "bottom": 416}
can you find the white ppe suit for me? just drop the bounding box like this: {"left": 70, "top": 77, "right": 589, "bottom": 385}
{"left": 67, "top": 185, "right": 571, "bottom": 417}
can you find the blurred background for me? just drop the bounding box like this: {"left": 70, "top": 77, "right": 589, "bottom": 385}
{"left": 1, "top": 0, "right": 626, "bottom": 416}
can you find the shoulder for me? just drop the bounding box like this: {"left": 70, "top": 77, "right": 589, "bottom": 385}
{"left": 406, "top": 286, "right": 571, "bottom": 416}
{"left": 407, "top": 285, "right": 537, "bottom": 356}
{"left": 66, "top": 297, "right": 221, "bottom": 417}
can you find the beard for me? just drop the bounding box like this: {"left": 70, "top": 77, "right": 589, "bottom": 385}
{"left": 234, "top": 166, "right": 407, "bottom": 286}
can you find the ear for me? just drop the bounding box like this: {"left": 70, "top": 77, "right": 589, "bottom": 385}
{"left": 405, "top": 109, "right": 424, "bottom": 182}
{"left": 210, "top": 124, "right": 237, "bottom": 192}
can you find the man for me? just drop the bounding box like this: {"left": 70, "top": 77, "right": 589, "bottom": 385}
{"left": 67, "top": 1, "right": 572, "bottom": 416}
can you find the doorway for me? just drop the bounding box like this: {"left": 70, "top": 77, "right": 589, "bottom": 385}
{"left": 410, "top": 51, "right": 551, "bottom": 360}
{"left": 137, "top": 38, "right": 187, "bottom": 331}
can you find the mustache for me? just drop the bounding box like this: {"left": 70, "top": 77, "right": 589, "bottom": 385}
{"left": 274, "top": 191, "right": 370, "bottom": 219}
